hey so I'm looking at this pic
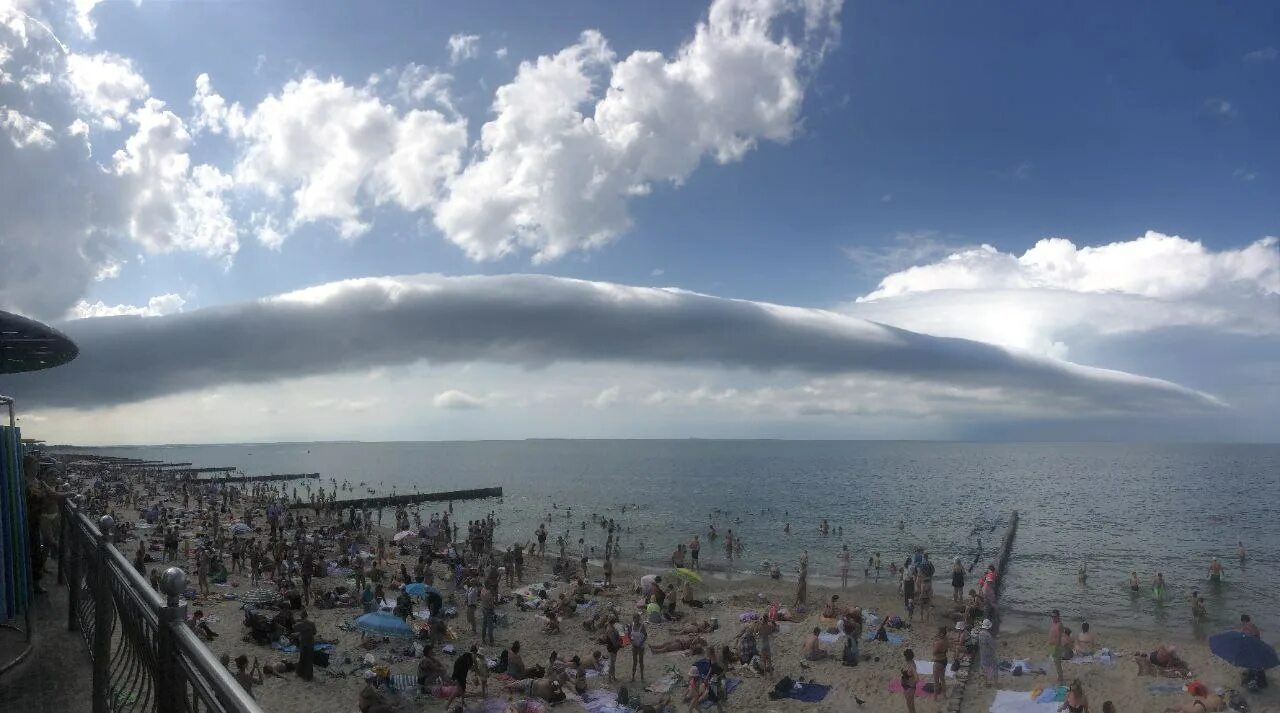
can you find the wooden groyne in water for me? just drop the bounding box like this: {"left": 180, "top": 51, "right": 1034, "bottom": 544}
{"left": 286, "top": 486, "right": 503, "bottom": 511}
{"left": 946, "top": 510, "right": 1019, "bottom": 713}
{"left": 194, "top": 472, "right": 321, "bottom": 484}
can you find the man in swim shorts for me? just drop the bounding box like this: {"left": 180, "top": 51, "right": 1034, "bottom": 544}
{"left": 1209, "top": 558, "right": 1223, "bottom": 583}
{"left": 1049, "top": 609, "right": 1065, "bottom": 684}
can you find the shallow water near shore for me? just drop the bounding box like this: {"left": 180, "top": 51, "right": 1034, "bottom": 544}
{"left": 61, "top": 440, "right": 1280, "bottom": 637}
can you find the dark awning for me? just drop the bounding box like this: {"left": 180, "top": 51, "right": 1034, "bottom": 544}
{"left": 1, "top": 310, "right": 79, "bottom": 374}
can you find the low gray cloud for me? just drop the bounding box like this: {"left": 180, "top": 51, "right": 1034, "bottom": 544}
{"left": 3, "top": 274, "right": 1220, "bottom": 414}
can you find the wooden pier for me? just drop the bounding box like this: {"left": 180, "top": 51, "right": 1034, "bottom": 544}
{"left": 286, "top": 486, "right": 503, "bottom": 510}
{"left": 946, "top": 510, "right": 1019, "bottom": 713}
{"left": 194, "top": 472, "right": 320, "bottom": 484}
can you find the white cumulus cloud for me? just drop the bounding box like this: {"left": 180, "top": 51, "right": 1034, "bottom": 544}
{"left": 190, "top": 72, "right": 246, "bottom": 137}
{"left": 434, "top": 0, "right": 841, "bottom": 262}
{"left": 447, "top": 33, "right": 480, "bottom": 64}
{"left": 845, "top": 232, "right": 1279, "bottom": 358}
{"left": 1, "top": 106, "right": 55, "bottom": 148}
{"left": 232, "top": 74, "right": 466, "bottom": 241}
{"left": 433, "top": 389, "right": 485, "bottom": 410}
{"left": 69, "top": 292, "right": 186, "bottom": 319}
{"left": 111, "top": 98, "right": 239, "bottom": 258}
{"left": 64, "top": 51, "right": 149, "bottom": 129}
{"left": 586, "top": 385, "right": 621, "bottom": 409}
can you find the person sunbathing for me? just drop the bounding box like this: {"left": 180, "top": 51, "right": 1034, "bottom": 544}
{"left": 1137, "top": 645, "right": 1190, "bottom": 677}
{"left": 802, "top": 627, "right": 829, "bottom": 661}
{"left": 675, "top": 620, "right": 715, "bottom": 636}
{"left": 543, "top": 611, "right": 561, "bottom": 634}
{"left": 650, "top": 636, "right": 707, "bottom": 654}
{"left": 1075, "top": 622, "right": 1097, "bottom": 656}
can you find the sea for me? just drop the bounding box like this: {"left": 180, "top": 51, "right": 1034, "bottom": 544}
{"left": 56, "top": 440, "right": 1279, "bottom": 638}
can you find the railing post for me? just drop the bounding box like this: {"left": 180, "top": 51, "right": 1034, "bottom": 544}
{"left": 66, "top": 501, "right": 80, "bottom": 632}
{"left": 156, "top": 567, "right": 189, "bottom": 712}
{"left": 57, "top": 497, "right": 67, "bottom": 585}
{"left": 93, "top": 516, "right": 114, "bottom": 713}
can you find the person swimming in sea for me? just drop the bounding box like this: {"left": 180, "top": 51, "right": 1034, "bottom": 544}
{"left": 1153, "top": 573, "right": 1167, "bottom": 601}
{"left": 1237, "top": 541, "right": 1247, "bottom": 562}
{"left": 1129, "top": 572, "right": 1140, "bottom": 593}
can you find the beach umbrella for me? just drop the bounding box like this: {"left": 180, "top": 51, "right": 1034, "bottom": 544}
{"left": 393, "top": 530, "right": 417, "bottom": 543}
{"left": 1209, "top": 631, "right": 1279, "bottom": 670}
{"left": 354, "top": 611, "right": 416, "bottom": 639}
{"left": 404, "top": 582, "right": 441, "bottom": 598}
{"left": 672, "top": 567, "right": 702, "bottom": 584}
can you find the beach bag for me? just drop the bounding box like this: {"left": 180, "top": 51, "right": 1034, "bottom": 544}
{"left": 314, "top": 650, "right": 330, "bottom": 668}
{"left": 770, "top": 676, "right": 794, "bottom": 699}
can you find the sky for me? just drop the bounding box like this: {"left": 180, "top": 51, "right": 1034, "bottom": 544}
{"left": 0, "top": 0, "right": 1276, "bottom": 444}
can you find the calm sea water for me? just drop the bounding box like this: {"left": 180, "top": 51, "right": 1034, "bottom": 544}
{"left": 59, "top": 440, "right": 1279, "bottom": 637}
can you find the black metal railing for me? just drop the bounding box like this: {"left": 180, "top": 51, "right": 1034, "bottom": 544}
{"left": 59, "top": 498, "right": 264, "bottom": 713}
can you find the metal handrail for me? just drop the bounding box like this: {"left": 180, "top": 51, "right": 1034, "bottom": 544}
{"left": 60, "top": 498, "right": 266, "bottom": 713}
{"left": 172, "top": 625, "right": 264, "bottom": 713}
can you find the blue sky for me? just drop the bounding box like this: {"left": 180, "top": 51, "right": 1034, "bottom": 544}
{"left": 75, "top": 0, "right": 1279, "bottom": 311}
{"left": 1, "top": 0, "right": 1276, "bottom": 443}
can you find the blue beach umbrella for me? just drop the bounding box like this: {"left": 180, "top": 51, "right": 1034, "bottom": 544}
{"left": 354, "top": 611, "right": 416, "bottom": 639}
{"left": 1209, "top": 631, "right": 1279, "bottom": 670}
{"left": 404, "top": 582, "right": 441, "bottom": 599}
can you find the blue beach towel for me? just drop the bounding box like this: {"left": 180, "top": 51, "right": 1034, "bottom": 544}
{"left": 864, "top": 631, "right": 905, "bottom": 645}
{"left": 1035, "top": 686, "right": 1068, "bottom": 703}
{"left": 787, "top": 682, "right": 831, "bottom": 702}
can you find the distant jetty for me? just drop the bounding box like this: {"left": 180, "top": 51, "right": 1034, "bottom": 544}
{"left": 287, "top": 486, "right": 503, "bottom": 510}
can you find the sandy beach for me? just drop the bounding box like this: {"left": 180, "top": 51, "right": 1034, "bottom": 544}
{"left": 64, "top": 460, "right": 1280, "bottom": 713}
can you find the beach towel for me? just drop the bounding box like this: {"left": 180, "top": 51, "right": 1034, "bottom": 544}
{"left": 1034, "top": 687, "right": 1068, "bottom": 703}
{"left": 915, "top": 659, "right": 956, "bottom": 678}
{"left": 699, "top": 678, "right": 741, "bottom": 709}
{"left": 818, "top": 631, "right": 843, "bottom": 644}
{"left": 1147, "top": 680, "right": 1186, "bottom": 695}
{"left": 887, "top": 678, "right": 938, "bottom": 699}
{"left": 583, "top": 661, "right": 611, "bottom": 678}
{"left": 739, "top": 611, "right": 758, "bottom": 622}
{"left": 785, "top": 682, "right": 831, "bottom": 702}
{"left": 1066, "top": 650, "right": 1117, "bottom": 665}
{"left": 388, "top": 673, "right": 416, "bottom": 691}
{"left": 989, "top": 690, "right": 1062, "bottom": 713}
{"left": 475, "top": 697, "right": 547, "bottom": 713}
{"left": 864, "top": 631, "right": 905, "bottom": 645}
{"left": 581, "top": 690, "right": 632, "bottom": 713}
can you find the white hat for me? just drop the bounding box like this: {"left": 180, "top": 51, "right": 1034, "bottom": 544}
{"left": 955, "top": 622, "right": 965, "bottom": 631}
{"left": 981, "top": 619, "right": 993, "bottom": 630}
{"left": 363, "top": 670, "right": 377, "bottom": 680}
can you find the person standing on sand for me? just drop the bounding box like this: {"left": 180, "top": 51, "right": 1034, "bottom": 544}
{"left": 689, "top": 535, "right": 701, "bottom": 570}
{"left": 756, "top": 617, "right": 776, "bottom": 673}
{"left": 931, "top": 627, "right": 948, "bottom": 697}
{"left": 900, "top": 649, "right": 919, "bottom": 713}
{"left": 294, "top": 609, "right": 316, "bottom": 681}
{"left": 951, "top": 558, "right": 965, "bottom": 602}
{"left": 839, "top": 544, "right": 851, "bottom": 589}
{"left": 629, "top": 613, "right": 648, "bottom": 683}
{"left": 1049, "top": 609, "right": 1065, "bottom": 684}
{"left": 795, "top": 550, "right": 809, "bottom": 607}
{"left": 978, "top": 619, "right": 996, "bottom": 684}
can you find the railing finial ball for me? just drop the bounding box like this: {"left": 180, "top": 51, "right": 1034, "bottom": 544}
{"left": 160, "top": 567, "right": 188, "bottom": 605}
